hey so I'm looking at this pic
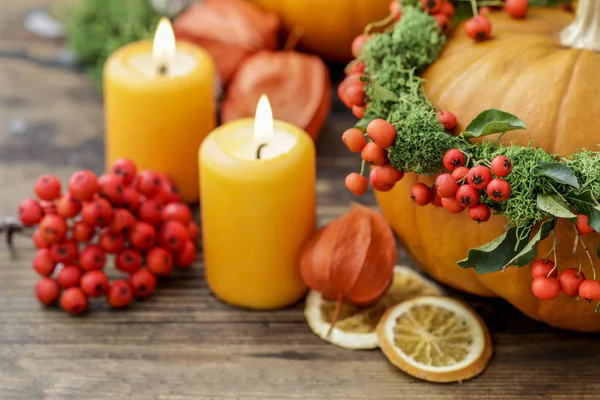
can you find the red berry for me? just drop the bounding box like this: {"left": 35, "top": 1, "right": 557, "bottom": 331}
{"left": 57, "top": 265, "right": 83, "bottom": 288}
{"left": 486, "top": 178, "right": 511, "bottom": 201}
{"left": 56, "top": 193, "right": 82, "bottom": 219}
{"left": 342, "top": 128, "right": 367, "bottom": 153}
{"left": 40, "top": 200, "right": 57, "bottom": 215}
{"left": 33, "top": 229, "right": 50, "bottom": 248}
{"left": 123, "top": 186, "right": 142, "bottom": 211}
{"left": 34, "top": 174, "right": 62, "bottom": 201}
{"left": 579, "top": 280, "right": 600, "bottom": 301}
{"left": 465, "top": 15, "right": 492, "bottom": 41}
{"left": 435, "top": 173, "right": 458, "bottom": 198}
{"left": 79, "top": 245, "right": 106, "bottom": 271}
{"left": 441, "top": 197, "right": 465, "bottom": 213}
{"left": 159, "top": 221, "right": 189, "bottom": 253}
{"left": 430, "top": 191, "right": 443, "bottom": 207}
{"left": 505, "top": 0, "right": 528, "bottom": 19}
{"left": 345, "top": 85, "right": 365, "bottom": 107}
{"left": 137, "top": 199, "right": 163, "bottom": 226}
{"left": 109, "top": 208, "right": 135, "bottom": 233}
{"left": 410, "top": 183, "right": 433, "bottom": 206}
{"left": 146, "top": 247, "right": 174, "bottom": 277}
{"left": 345, "top": 60, "right": 365, "bottom": 76}
{"left": 188, "top": 221, "right": 199, "bottom": 243}
{"left": 175, "top": 241, "right": 196, "bottom": 268}
{"left": 389, "top": 0, "right": 402, "bottom": 20}
{"left": 72, "top": 220, "right": 95, "bottom": 242}
{"left": 352, "top": 105, "right": 366, "bottom": 119}
{"left": 532, "top": 276, "right": 560, "bottom": 300}
{"left": 345, "top": 173, "right": 369, "bottom": 196}
{"left": 110, "top": 158, "right": 137, "bottom": 185}
{"left": 576, "top": 214, "right": 594, "bottom": 236}
{"left": 442, "top": 149, "right": 465, "bottom": 171}
{"left": 33, "top": 248, "right": 56, "bottom": 276}
{"left": 558, "top": 268, "right": 585, "bottom": 297}
{"left": 162, "top": 203, "right": 192, "bottom": 225}
{"left": 81, "top": 270, "right": 109, "bottom": 297}
{"left": 99, "top": 229, "right": 126, "bottom": 254}
{"left": 116, "top": 248, "right": 143, "bottom": 274}
{"left": 35, "top": 277, "right": 60, "bottom": 306}
{"left": 39, "top": 214, "right": 68, "bottom": 244}
{"left": 361, "top": 142, "right": 388, "bottom": 166}
{"left": 351, "top": 34, "right": 370, "bottom": 58}
{"left": 467, "top": 166, "right": 492, "bottom": 190}
{"left": 468, "top": 203, "right": 491, "bottom": 223}
{"left": 136, "top": 170, "right": 162, "bottom": 197}
{"left": 452, "top": 166, "right": 470, "bottom": 181}
{"left": 98, "top": 173, "right": 125, "bottom": 205}
{"left": 491, "top": 155, "right": 512, "bottom": 177}
{"left": 129, "top": 269, "right": 157, "bottom": 299}
{"left": 60, "top": 287, "right": 88, "bottom": 315}
{"left": 339, "top": 74, "right": 365, "bottom": 108}
{"left": 50, "top": 239, "right": 79, "bottom": 264}
{"left": 107, "top": 280, "right": 134, "bottom": 309}
{"left": 479, "top": 6, "right": 492, "bottom": 15}
{"left": 151, "top": 178, "right": 181, "bottom": 206}
{"left": 440, "top": 0, "right": 454, "bottom": 17}
{"left": 371, "top": 165, "right": 404, "bottom": 186}
{"left": 129, "top": 222, "right": 157, "bottom": 251}
{"left": 455, "top": 185, "right": 480, "bottom": 207}
{"left": 18, "top": 198, "right": 44, "bottom": 226}
{"left": 531, "top": 259, "right": 556, "bottom": 278}
{"left": 420, "top": 0, "right": 441, "bottom": 13}
{"left": 367, "top": 119, "right": 397, "bottom": 149}
{"left": 82, "top": 198, "right": 114, "bottom": 227}
{"left": 434, "top": 13, "right": 450, "bottom": 31}
{"left": 68, "top": 170, "right": 98, "bottom": 201}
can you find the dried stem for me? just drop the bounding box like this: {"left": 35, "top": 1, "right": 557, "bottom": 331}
{"left": 326, "top": 294, "right": 344, "bottom": 337}
{"left": 283, "top": 26, "right": 305, "bottom": 52}
{"left": 364, "top": 13, "right": 395, "bottom": 35}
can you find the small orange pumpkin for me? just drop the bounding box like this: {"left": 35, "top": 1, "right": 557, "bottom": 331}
{"left": 252, "top": 0, "right": 391, "bottom": 61}
{"left": 376, "top": 3, "right": 600, "bottom": 332}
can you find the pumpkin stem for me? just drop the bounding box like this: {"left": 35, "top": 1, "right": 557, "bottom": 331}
{"left": 326, "top": 294, "right": 344, "bottom": 337}
{"left": 560, "top": 0, "right": 600, "bottom": 52}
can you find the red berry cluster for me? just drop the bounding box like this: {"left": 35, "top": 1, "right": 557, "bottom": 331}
{"left": 465, "top": 0, "right": 529, "bottom": 41}
{"left": 409, "top": 151, "right": 513, "bottom": 222}
{"left": 18, "top": 159, "right": 199, "bottom": 315}
{"left": 343, "top": 119, "right": 404, "bottom": 196}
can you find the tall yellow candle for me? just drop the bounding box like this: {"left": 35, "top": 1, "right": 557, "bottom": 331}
{"left": 104, "top": 18, "right": 216, "bottom": 204}
{"left": 199, "top": 95, "right": 316, "bottom": 309}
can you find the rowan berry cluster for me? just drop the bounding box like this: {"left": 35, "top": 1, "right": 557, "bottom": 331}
{"left": 18, "top": 159, "right": 198, "bottom": 315}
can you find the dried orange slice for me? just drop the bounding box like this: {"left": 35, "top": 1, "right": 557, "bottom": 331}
{"left": 304, "top": 265, "right": 444, "bottom": 350}
{"left": 377, "top": 296, "right": 492, "bottom": 383}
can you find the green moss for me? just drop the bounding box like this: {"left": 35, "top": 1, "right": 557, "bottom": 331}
{"left": 66, "top": 0, "right": 161, "bottom": 90}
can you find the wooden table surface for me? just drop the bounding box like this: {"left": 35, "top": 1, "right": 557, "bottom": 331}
{"left": 1, "top": 2, "right": 599, "bottom": 399}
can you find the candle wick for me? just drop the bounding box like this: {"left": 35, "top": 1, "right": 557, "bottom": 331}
{"left": 157, "top": 64, "right": 169, "bottom": 76}
{"left": 256, "top": 143, "right": 268, "bottom": 160}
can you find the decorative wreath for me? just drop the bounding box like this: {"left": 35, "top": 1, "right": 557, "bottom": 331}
{"left": 338, "top": 0, "right": 600, "bottom": 308}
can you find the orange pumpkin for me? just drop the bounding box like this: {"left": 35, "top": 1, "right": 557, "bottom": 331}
{"left": 252, "top": 0, "right": 391, "bottom": 61}
{"left": 375, "top": 4, "right": 600, "bottom": 332}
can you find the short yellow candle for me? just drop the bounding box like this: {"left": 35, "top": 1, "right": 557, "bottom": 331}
{"left": 199, "top": 96, "right": 316, "bottom": 309}
{"left": 104, "top": 18, "right": 216, "bottom": 204}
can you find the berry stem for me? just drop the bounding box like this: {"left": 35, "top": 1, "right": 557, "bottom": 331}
{"left": 364, "top": 13, "right": 395, "bottom": 35}
{"left": 571, "top": 225, "right": 584, "bottom": 277}
{"left": 469, "top": 0, "right": 478, "bottom": 17}
{"left": 596, "top": 302, "right": 600, "bottom": 313}
{"left": 578, "top": 234, "right": 597, "bottom": 280}
{"left": 360, "top": 159, "right": 366, "bottom": 176}
{"left": 547, "top": 227, "right": 558, "bottom": 278}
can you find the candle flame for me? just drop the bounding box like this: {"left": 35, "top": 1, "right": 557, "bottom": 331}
{"left": 153, "top": 17, "right": 176, "bottom": 61}
{"left": 254, "top": 94, "right": 274, "bottom": 141}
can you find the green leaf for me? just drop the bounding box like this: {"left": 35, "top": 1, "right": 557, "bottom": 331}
{"left": 533, "top": 161, "right": 580, "bottom": 189}
{"left": 355, "top": 117, "right": 373, "bottom": 131}
{"left": 536, "top": 194, "right": 576, "bottom": 218}
{"left": 461, "top": 109, "right": 526, "bottom": 138}
{"left": 457, "top": 225, "right": 533, "bottom": 274}
{"left": 505, "top": 220, "right": 554, "bottom": 268}
{"left": 566, "top": 191, "right": 600, "bottom": 233}
{"left": 371, "top": 81, "right": 399, "bottom": 102}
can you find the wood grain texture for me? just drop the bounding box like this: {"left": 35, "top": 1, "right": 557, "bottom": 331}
{"left": 0, "top": 2, "right": 599, "bottom": 399}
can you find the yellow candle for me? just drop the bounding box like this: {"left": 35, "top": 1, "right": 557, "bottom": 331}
{"left": 199, "top": 95, "right": 316, "bottom": 309}
{"left": 104, "top": 18, "right": 216, "bottom": 204}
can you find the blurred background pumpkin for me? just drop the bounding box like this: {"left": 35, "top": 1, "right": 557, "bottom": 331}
{"left": 252, "top": 0, "right": 391, "bottom": 62}
{"left": 375, "top": 3, "right": 600, "bottom": 332}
